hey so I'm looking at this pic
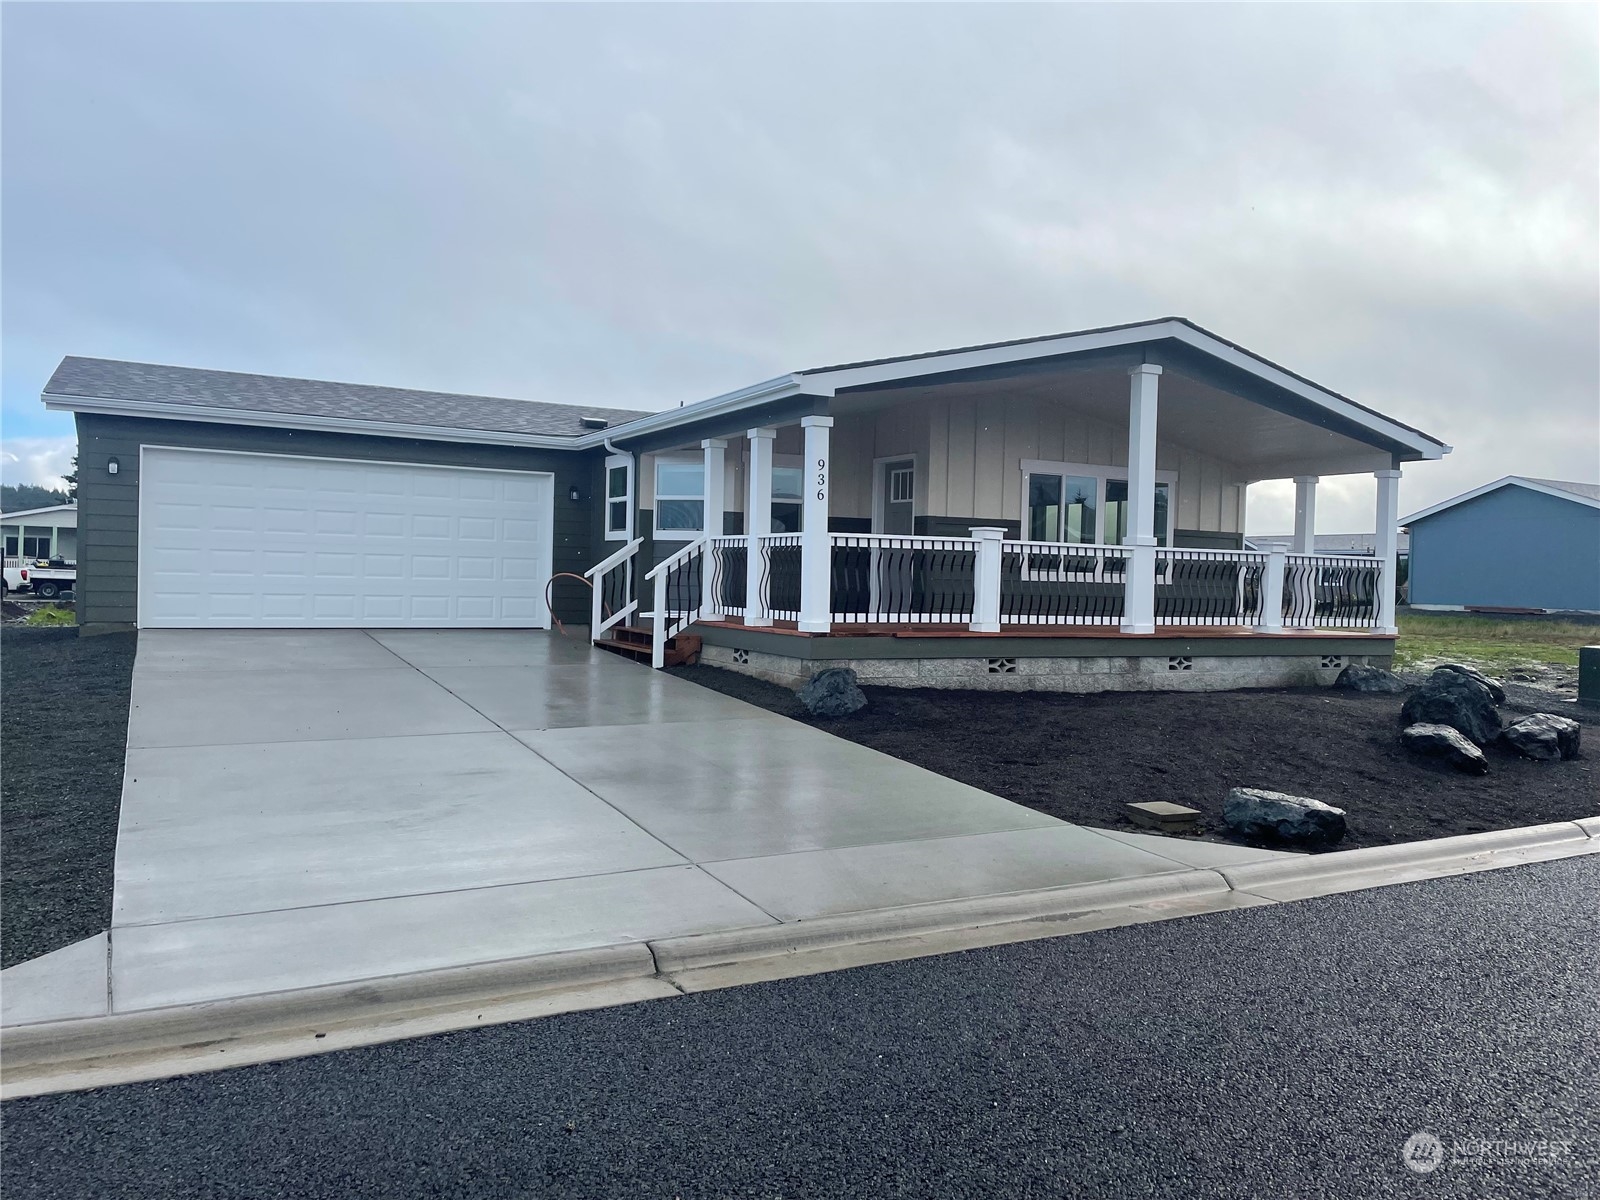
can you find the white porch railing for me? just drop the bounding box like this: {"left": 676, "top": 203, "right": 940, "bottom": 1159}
{"left": 588, "top": 534, "right": 1387, "bottom": 669}
{"left": 583, "top": 537, "right": 640, "bottom": 639}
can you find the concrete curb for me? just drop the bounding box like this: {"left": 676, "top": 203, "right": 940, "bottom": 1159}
{"left": 4, "top": 820, "right": 1595, "bottom": 1096}
{"left": 650, "top": 869, "right": 1228, "bottom": 974}
{"left": 1, "top": 941, "right": 656, "bottom": 1071}
{"left": 1221, "top": 820, "right": 1597, "bottom": 901}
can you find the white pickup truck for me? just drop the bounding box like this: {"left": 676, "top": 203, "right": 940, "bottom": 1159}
{"left": 3, "top": 558, "right": 76, "bottom": 599}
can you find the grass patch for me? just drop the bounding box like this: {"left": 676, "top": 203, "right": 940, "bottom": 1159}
{"left": 23, "top": 605, "right": 77, "bottom": 627}
{"left": 1394, "top": 611, "right": 1597, "bottom": 671}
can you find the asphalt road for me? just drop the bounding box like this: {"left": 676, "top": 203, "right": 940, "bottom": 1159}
{"left": 4, "top": 857, "right": 1596, "bottom": 1199}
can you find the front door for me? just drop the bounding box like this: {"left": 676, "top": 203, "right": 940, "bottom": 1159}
{"left": 878, "top": 459, "right": 915, "bottom": 535}
{"left": 871, "top": 459, "right": 917, "bottom": 617}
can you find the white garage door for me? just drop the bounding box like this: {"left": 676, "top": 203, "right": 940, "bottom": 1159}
{"left": 139, "top": 447, "right": 554, "bottom": 628}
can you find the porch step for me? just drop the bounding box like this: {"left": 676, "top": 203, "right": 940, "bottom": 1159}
{"left": 595, "top": 625, "right": 702, "bottom": 668}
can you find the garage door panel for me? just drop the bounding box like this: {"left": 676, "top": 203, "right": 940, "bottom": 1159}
{"left": 140, "top": 449, "right": 553, "bottom": 629}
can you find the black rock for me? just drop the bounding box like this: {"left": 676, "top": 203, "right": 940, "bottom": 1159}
{"left": 1400, "top": 722, "right": 1490, "bottom": 774}
{"left": 1500, "top": 713, "right": 1582, "bottom": 761}
{"left": 1400, "top": 670, "right": 1502, "bottom": 745}
{"left": 1431, "top": 663, "right": 1506, "bottom": 705}
{"left": 796, "top": 667, "right": 868, "bottom": 718}
{"left": 1222, "top": 787, "right": 1347, "bottom": 849}
{"left": 1332, "top": 663, "right": 1408, "bottom": 694}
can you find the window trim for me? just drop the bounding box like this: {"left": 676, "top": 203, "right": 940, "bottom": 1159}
{"left": 604, "top": 454, "right": 634, "bottom": 542}
{"left": 653, "top": 454, "right": 707, "bottom": 541}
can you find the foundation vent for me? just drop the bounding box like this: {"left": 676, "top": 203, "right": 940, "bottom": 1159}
{"left": 732, "top": 648, "right": 750, "bottom": 665}
{"left": 1321, "top": 655, "right": 1343, "bottom": 669}
{"left": 987, "top": 658, "right": 1018, "bottom": 674}
{"left": 1168, "top": 656, "right": 1193, "bottom": 671}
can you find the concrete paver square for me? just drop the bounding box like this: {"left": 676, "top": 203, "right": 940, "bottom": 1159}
{"left": 369, "top": 630, "right": 601, "bottom": 669}
{"left": 422, "top": 663, "right": 764, "bottom": 731}
{"left": 700, "top": 826, "right": 1192, "bottom": 921}
{"left": 127, "top": 666, "right": 497, "bottom": 749}
{"left": 111, "top": 866, "right": 775, "bottom": 1012}
{"left": 115, "top": 731, "right": 687, "bottom": 926}
{"left": 134, "top": 629, "right": 406, "bottom": 674}
{"left": 518, "top": 720, "right": 1062, "bottom": 861}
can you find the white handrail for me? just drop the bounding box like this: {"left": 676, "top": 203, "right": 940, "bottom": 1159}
{"left": 584, "top": 537, "right": 642, "bottom": 579}
{"left": 644, "top": 535, "right": 708, "bottom": 582}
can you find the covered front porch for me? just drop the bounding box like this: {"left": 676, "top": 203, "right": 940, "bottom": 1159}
{"left": 584, "top": 320, "right": 1443, "bottom": 682}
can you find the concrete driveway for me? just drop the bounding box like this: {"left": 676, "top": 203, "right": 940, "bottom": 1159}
{"left": 32, "top": 629, "right": 1292, "bottom": 1019}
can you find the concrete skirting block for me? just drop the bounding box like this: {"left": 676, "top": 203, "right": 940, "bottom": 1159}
{"left": 648, "top": 869, "right": 1229, "bottom": 975}
{"left": 1220, "top": 821, "right": 1599, "bottom": 902}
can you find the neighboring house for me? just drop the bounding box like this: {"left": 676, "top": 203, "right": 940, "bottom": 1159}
{"left": 44, "top": 317, "right": 1450, "bottom": 691}
{"left": 1403, "top": 476, "right": 1600, "bottom": 614}
{"left": 1, "top": 503, "right": 77, "bottom": 563}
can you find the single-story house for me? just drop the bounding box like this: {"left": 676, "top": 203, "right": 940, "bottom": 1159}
{"left": 45, "top": 317, "right": 1450, "bottom": 691}
{"left": 1403, "top": 476, "right": 1600, "bottom": 614}
{"left": 1, "top": 503, "right": 77, "bottom": 563}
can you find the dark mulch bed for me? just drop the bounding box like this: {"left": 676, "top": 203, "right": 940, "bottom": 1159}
{"left": 1, "top": 627, "right": 136, "bottom": 968}
{"left": 668, "top": 664, "right": 1598, "bottom": 852}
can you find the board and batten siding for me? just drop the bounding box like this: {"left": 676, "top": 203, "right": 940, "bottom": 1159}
{"left": 74, "top": 413, "right": 602, "bottom": 630}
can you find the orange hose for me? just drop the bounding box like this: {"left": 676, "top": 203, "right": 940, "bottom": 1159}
{"left": 545, "top": 571, "right": 608, "bottom": 639}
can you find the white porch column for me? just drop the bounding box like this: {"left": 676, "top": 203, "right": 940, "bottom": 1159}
{"left": 1374, "top": 468, "right": 1402, "bottom": 635}
{"left": 1292, "top": 476, "right": 1318, "bottom": 554}
{"left": 1120, "top": 364, "right": 1161, "bottom": 634}
{"left": 701, "top": 438, "right": 727, "bottom": 620}
{"left": 1255, "top": 550, "right": 1287, "bottom": 633}
{"left": 744, "top": 427, "right": 776, "bottom": 627}
{"left": 798, "top": 416, "right": 833, "bottom": 632}
{"left": 969, "top": 527, "right": 1006, "bottom": 633}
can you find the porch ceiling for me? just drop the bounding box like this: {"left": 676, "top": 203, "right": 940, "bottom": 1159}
{"left": 830, "top": 363, "right": 1398, "bottom": 480}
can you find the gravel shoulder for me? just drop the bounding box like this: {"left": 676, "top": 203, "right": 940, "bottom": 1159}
{"left": 1, "top": 627, "right": 136, "bottom": 968}
{"left": 669, "top": 663, "right": 1598, "bottom": 851}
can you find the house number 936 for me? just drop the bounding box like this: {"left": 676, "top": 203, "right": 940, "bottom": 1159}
{"left": 815, "top": 458, "right": 827, "bottom": 499}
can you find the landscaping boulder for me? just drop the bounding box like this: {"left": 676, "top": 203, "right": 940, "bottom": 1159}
{"left": 1332, "top": 663, "right": 1408, "bottom": 694}
{"left": 797, "top": 667, "right": 867, "bottom": 717}
{"left": 1400, "top": 722, "right": 1490, "bottom": 775}
{"left": 1500, "top": 713, "right": 1581, "bottom": 761}
{"left": 1431, "top": 663, "right": 1506, "bottom": 705}
{"left": 1222, "top": 787, "right": 1347, "bottom": 848}
{"left": 1399, "top": 670, "right": 1501, "bottom": 745}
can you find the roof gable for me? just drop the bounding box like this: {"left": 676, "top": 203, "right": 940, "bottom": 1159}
{"left": 1402, "top": 476, "right": 1600, "bottom": 525}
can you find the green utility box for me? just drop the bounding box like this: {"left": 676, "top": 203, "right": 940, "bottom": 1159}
{"left": 1580, "top": 646, "right": 1600, "bottom": 708}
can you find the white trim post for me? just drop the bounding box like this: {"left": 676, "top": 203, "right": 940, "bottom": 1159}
{"left": 744, "top": 427, "right": 776, "bottom": 627}
{"left": 1256, "top": 549, "right": 1286, "bottom": 633}
{"left": 1120, "top": 364, "right": 1161, "bottom": 634}
{"left": 1292, "top": 476, "right": 1318, "bottom": 554}
{"left": 701, "top": 438, "right": 727, "bottom": 620}
{"left": 1375, "top": 468, "right": 1401, "bottom": 634}
{"left": 798, "top": 416, "right": 833, "bottom": 632}
{"left": 970, "top": 526, "right": 1006, "bottom": 633}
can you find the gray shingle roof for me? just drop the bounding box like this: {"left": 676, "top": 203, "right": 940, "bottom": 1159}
{"left": 44, "top": 357, "right": 652, "bottom": 439}
{"left": 1520, "top": 476, "right": 1600, "bottom": 502}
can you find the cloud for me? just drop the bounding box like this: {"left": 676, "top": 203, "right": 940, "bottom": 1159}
{"left": 1, "top": 2, "right": 1594, "bottom": 535}
{"left": 0, "top": 437, "right": 75, "bottom": 490}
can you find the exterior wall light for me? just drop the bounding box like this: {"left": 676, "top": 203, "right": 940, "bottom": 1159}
{"left": 569, "top": 485, "right": 581, "bottom": 502}
{"left": 107, "top": 457, "right": 119, "bottom": 475}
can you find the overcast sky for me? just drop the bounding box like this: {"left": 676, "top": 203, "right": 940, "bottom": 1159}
{"left": 3, "top": 2, "right": 1595, "bottom": 531}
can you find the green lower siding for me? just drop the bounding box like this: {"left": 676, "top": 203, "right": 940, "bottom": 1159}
{"left": 74, "top": 413, "right": 603, "bottom": 629}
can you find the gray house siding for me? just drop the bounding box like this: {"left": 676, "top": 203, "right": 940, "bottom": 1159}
{"left": 74, "top": 413, "right": 603, "bottom": 630}
{"left": 1408, "top": 486, "right": 1600, "bottom": 612}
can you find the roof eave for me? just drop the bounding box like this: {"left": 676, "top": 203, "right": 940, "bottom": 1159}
{"left": 1402, "top": 475, "right": 1600, "bottom": 525}
{"left": 43, "top": 392, "right": 593, "bottom": 451}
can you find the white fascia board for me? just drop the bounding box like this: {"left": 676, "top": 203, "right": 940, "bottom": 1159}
{"left": 797, "top": 319, "right": 1451, "bottom": 462}
{"left": 589, "top": 375, "right": 807, "bottom": 444}
{"left": 1402, "top": 476, "right": 1600, "bottom": 525}
{"left": 44, "top": 393, "right": 585, "bottom": 451}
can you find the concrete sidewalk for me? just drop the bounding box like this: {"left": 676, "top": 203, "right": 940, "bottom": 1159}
{"left": 3, "top": 629, "right": 1292, "bottom": 1027}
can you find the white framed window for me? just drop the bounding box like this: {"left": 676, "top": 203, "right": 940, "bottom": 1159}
{"left": 654, "top": 456, "right": 706, "bottom": 539}
{"left": 771, "top": 455, "right": 805, "bottom": 533}
{"left": 604, "top": 454, "right": 633, "bottom": 541}
{"left": 889, "top": 466, "right": 914, "bottom": 504}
